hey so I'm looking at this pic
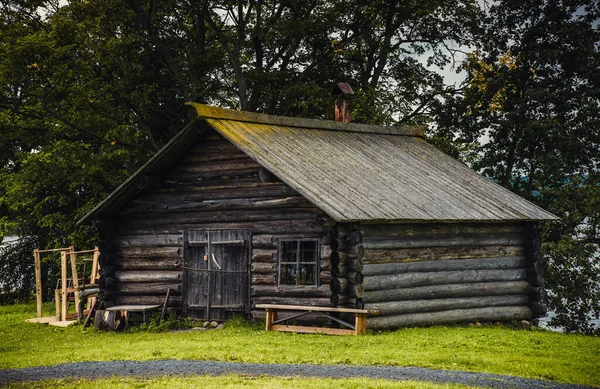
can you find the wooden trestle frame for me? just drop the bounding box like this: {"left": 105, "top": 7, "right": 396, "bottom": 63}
{"left": 33, "top": 247, "right": 100, "bottom": 322}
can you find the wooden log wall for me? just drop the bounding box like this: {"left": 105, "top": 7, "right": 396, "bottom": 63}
{"left": 350, "top": 222, "right": 546, "bottom": 330}
{"left": 104, "top": 131, "right": 329, "bottom": 313}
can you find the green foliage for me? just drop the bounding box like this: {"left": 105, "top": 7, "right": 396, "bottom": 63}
{"left": 432, "top": 0, "right": 600, "bottom": 333}
{"left": 1, "top": 304, "right": 599, "bottom": 385}
{"left": 0, "top": 0, "right": 482, "bottom": 302}
{"left": 542, "top": 236, "right": 600, "bottom": 335}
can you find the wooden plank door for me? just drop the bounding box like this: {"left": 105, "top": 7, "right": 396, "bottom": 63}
{"left": 182, "top": 230, "right": 251, "bottom": 320}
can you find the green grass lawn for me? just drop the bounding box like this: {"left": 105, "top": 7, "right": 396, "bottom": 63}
{"left": 2, "top": 375, "right": 476, "bottom": 389}
{"left": 1, "top": 303, "right": 599, "bottom": 387}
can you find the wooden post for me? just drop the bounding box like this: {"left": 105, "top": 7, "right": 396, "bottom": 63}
{"left": 61, "top": 251, "right": 67, "bottom": 321}
{"left": 265, "top": 308, "right": 276, "bottom": 331}
{"left": 355, "top": 313, "right": 367, "bottom": 335}
{"left": 69, "top": 246, "right": 80, "bottom": 317}
{"left": 34, "top": 249, "right": 42, "bottom": 318}
{"left": 54, "top": 289, "right": 61, "bottom": 320}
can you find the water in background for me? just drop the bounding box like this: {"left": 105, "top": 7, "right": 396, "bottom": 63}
{"left": 538, "top": 311, "right": 600, "bottom": 332}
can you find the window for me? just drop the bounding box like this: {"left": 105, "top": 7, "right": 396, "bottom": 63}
{"left": 278, "top": 239, "right": 319, "bottom": 286}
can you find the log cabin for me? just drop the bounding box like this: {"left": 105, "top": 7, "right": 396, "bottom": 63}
{"left": 78, "top": 88, "right": 558, "bottom": 330}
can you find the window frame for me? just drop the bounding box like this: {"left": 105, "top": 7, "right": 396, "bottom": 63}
{"left": 277, "top": 238, "right": 320, "bottom": 287}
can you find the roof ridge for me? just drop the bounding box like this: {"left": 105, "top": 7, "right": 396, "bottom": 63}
{"left": 187, "top": 102, "right": 424, "bottom": 137}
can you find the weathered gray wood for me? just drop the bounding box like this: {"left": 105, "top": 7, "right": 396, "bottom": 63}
{"left": 113, "top": 282, "right": 182, "bottom": 295}
{"left": 250, "top": 284, "right": 331, "bottom": 297}
{"left": 114, "top": 271, "right": 181, "bottom": 283}
{"left": 361, "top": 234, "right": 524, "bottom": 249}
{"left": 363, "top": 269, "right": 528, "bottom": 291}
{"left": 114, "top": 295, "right": 182, "bottom": 306}
{"left": 119, "top": 208, "right": 322, "bottom": 227}
{"left": 120, "top": 196, "right": 313, "bottom": 215}
{"left": 118, "top": 258, "right": 181, "bottom": 270}
{"left": 368, "top": 306, "right": 533, "bottom": 329}
{"left": 362, "top": 256, "right": 527, "bottom": 276}
{"left": 177, "top": 151, "right": 248, "bottom": 164}
{"left": 136, "top": 182, "right": 299, "bottom": 203}
{"left": 174, "top": 159, "right": 261, "bottom": 174}
{"left": 117, "top": 246, "right": 181, "bottom": 259}
{"left": 360, "top": 223, "right": 524, "bottom": 238}
{"left": 251, "top": 262, "right": 277, "bottom": 274}
{"left": 116, "top": 219, "right": 326, "bottom": 236}
{"left": 115, "top": 235, "right": 183, "bottom": 248}
{"left": 363, "top": 281, "right": 535, "bottom": 303}
{"left": 367, "top": 295, "right": 529, "bottom": 316}
{"left": 252, "top": 273, "right": 277, "bottom": 285}
{"left": 252, "top": 248, "right": 276, "bottom": 262}
{"left": 362, "top": 245, "right": 524, "bottom": 263}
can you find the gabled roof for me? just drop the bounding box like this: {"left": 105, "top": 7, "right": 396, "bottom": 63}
{"left": 78, "top": 104, "right": 558, "bottom": 225}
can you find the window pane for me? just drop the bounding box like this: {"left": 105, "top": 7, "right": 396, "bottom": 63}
{"left": 281, "top": 264, "right": 297, "bottom": 285}
{"left": 298, "top": 264, "right": 316, "bottom": 285}
{"left": 282, "top": 240, "right": 298, "bottom": 263}
{"left": 300, "top": 241, "right": 317, "bottom": 263}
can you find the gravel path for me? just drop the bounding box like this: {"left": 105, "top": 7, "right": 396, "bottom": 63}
{"left": 0, "top": 360, "right": 594, "bottom": 388}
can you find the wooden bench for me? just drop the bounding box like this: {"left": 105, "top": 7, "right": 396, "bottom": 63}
{"left": 256, "top": 304, "right": 379, "bottom": 336}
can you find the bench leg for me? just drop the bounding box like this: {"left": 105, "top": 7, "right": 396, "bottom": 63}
{"left": 265, "top": 309, "right": 277, "bottom": 331}
{"left": 355, "top": 313, "right": 367, "bottom": 335}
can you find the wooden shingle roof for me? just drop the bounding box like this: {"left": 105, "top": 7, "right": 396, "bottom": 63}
{"left": 78, "top": 104, "right": 558, "bottom": 225}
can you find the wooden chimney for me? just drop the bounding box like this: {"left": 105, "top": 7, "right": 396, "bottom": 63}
{"left": 332, "top": 83, "right": 354, "bottom": 123}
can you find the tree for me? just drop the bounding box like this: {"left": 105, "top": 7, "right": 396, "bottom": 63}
{"left": 0, "top": 0, "right": 483, "bottom": 300}
{"left": 433, "top": 0, "right": 600, "bottom": 333}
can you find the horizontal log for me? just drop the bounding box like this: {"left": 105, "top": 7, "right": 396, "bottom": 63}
{"left": 360, "top": 223, "right": 524, "bottom": 238}
{"left": 178, "top": 151, "right": 248, "bottom": 164}
{"left": 252, "top": 273, "right": 276, "bottom": 285}
{"left": 119, "top": 196, "right": 314, "bottom": 215}
{"left": 115, "top": 235, "right": 183, "bottom": 248}
{"left": 368, "top": 306, "right": 533, "bottom": 329}
{"left": 251, "top": 262, "right": 277, "bottom": 274}
{"left": 174, "top": 159, "right": 261, "bottom": 174}
{"left": 362, "top": 234, "right": 524, "bottom": 250}
{"left": 251, "top": 234, "right": 327, "bottom": 249}
{"left": 363, "top": 269, "right": 528, "bottom": 291}
{"left": 320, "top": 271, "right": 332, "bottom": 284}
{"left": 137, "top": 182, "right": 299, "bottom": 203}
{"left": 114, "top": 270, "right": 181, "bottom": 283}
{"left": 362, "top": 245, "right": 524, "bottom": 264}
{"left": 118, "top": 258, "right": 181, "bottom": 270}
{"left": 362, "top": 257, "right": 527, "bottom": 276}
{"left": 116, "top": 219, "right": 326, "bottom": 237}
{"left": 367, "top": 295, "right": 529, "bottom": 316}
{"left": 168, "top": 167, "right": 260, "bottom": 182}
{"left": 251, "top": 284, "right": 331, "bottom": 298}
{"left": 252, "top": 248, "right": 276, "bottom": 263}
{"left": 120, "top": 208, "right": 322, "bottom": 228}
{"left": 117, "top": 246, "right": 181, "bottom": 259}
{"left": 112, "top": 282, "right": 182, "bottom": 295}
{"left": 363, "top": 281, "right": 535, "bottom": 303}
{"left": 113, "top": 295, "right": 181, "bottom": 307}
